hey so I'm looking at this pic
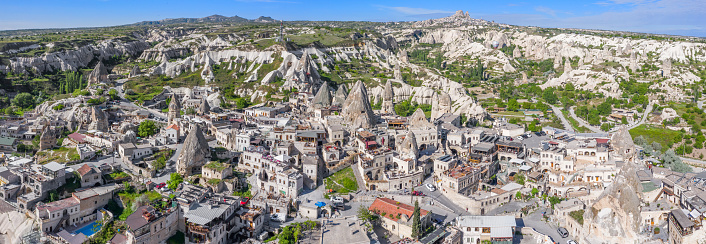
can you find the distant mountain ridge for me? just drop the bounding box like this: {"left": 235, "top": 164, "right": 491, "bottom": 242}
{"left": 130, "top": 14, "right": 277, "bottom": 26}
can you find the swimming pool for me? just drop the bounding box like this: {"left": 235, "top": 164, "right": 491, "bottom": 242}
{"left": 73, "top": 220, "right": 102, "bottom": 237}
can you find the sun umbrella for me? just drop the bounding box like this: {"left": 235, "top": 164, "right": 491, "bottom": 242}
{"left": 315, "top": 201, "right": 326, "bottom": 207}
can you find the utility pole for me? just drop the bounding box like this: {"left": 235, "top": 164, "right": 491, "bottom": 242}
{"left": 279, "top": 20, "right": 284, "bottom": 43}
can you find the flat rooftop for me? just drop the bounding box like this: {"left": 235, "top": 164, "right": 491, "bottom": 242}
{"left": 319, "top": 217, "right": 372, "bottom": 244}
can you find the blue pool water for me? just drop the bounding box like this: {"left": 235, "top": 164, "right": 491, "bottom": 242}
{"left": 73, "top": 220, "right": 102, "bottom": 237}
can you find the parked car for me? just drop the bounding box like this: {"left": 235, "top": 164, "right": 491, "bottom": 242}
{"left": 425, "top": 183, "right": 436, "bottom": 192}
{"left": 412, "top": 191, "right": 426, "bottom": 196}
{"left": 567, "top": 240, "right": 577, "bottom": 244}
{"left": 240, "top": 197, "right": 250, "bottom": 206}
{"left": 270, "top": 213, "right": 283, "bottom": 222}
{"left": 155, "top": 182, "right": 166, "bottom": 189}
{"left": 557, "top": 227, "right": 569, "bottom": 238}
{"left": 331, "top": 196, "right": 344, "bottom": 205}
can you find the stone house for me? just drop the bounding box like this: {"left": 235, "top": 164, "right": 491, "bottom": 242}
{"left": 77, "top": 164, "right": 102, "bottom": 188}
{"left": 367, "top": 197, "right": 431, "bottom": 239}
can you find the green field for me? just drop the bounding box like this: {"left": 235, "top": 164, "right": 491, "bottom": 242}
{"left": 324, "top": 166, "right": 358, "bottom": 196}
{"left": 629, "top": 124, "right": 682, "bottom": 152}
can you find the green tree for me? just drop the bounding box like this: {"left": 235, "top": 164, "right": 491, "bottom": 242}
{"left": 600, "top": 123, "right": 611, "bottom": 131}
{"left": 507, "top": 99, "right": 519, "bottom": 111}
{"left": 548, "top": 196, "right": 564, "bottom": 208}
{"left": 663, "top": 150, "right": 692, "bottom": 173}
{"left": 138, "top": 120, "right": 158, "bottom": 138}
{"left": 514, "top": 173, "right": 525, "bottom": 185}
{"left": 12, "top": 93, "right": 34, "bottom": 109}
{"left": 108, "top": 89, "right": 119, "bottom": 100}
{"left": 167, "top": 173, "right": 183, "bottom": 191}
{"left": 634, "top": 136, "right": 647, "bottom": 146}
{"left": 515, "top": 191, "right": 522, "bottom": 200}
{"left": 357, "top": 205, "right": 376, "bottom": 222}
{"left": 597, "top": 102, "right": 612, "bottom": 116}
{"left": 542, "top": 89, "right": 557, "bottom": 104}
{"left": 411, "top": 200, "right": 422, "bottom": 240}
{"left": 236, "top": 97, "right": 251, "bottom": 109}
{"left": 153, "top": 156, "right": 167, "bottom": 171}
{"left": 531, "top": 188, "right": 539, "bottom": 196}
{"left": 48, "top": 190, "right": 59, "bottom": 202}
{"left": 621, "top": 116, "right": 628, "bottom": 125}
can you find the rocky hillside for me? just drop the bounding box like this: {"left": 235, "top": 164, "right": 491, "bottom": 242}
{"left": 1, "top": 12, "right": 705, "bottom": 126}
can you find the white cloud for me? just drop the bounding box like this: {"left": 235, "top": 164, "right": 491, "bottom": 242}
{"left": 534, "top": 6, "right": 557, "bottom": 17}
{"left": 484, "top": 0, "right": 706, "bottom": 36}
{"left": 378, "top": 6, "right": 453, "bottom": 15}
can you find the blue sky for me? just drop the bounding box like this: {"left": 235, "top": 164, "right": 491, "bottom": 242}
{"left": 1, "top": 0, "right": 704, "bottom": 37}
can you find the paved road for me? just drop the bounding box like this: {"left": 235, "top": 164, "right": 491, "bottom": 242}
{"left": 550, "top": 105, "right": 574, "bottom": 132}
{"left": 418, "top": 177, "right": 468, "bottom": 216}
{"left": 680, "top": 156, "right": 706, "bottom": 168}
{"left": 568, "top": 106, "right": 602, "bottom": 133}
{"left": 626, "top": 102, "right": 654, "bottom": 130}
{"left": 520, "top": 206, "right": 575, "bottom": 244}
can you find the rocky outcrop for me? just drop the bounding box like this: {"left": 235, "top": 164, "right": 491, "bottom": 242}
{"left": 408, "top": 108, "right": 433, "bottom": 129}
{"left": 431, "top": 91, "right": 452, "bottom": 121}
{"left": 381, "top": 80, "right": 395, "bottom": 114}
{"left": 4, "top": 39, "right": 149, "bottom": 74}
{"left": 311, "top": 82, "right": 332, "bottom": 110}
{"left": 341, "top": 80, "right": 376, "bottom": 129}
{"left": 87, "top": 107, "right": 110, "bottom": 132}
{"left": 198, "top": 99, "right": 211, "bottom": 116}
{"left": 611, "top": 126, "right": 636, "bottom": 163}
{"left": 87, "top": 61, "right": 109, "bottom": 87}
{"left": 414, "top": 10, "right": 489, "bottom": 27}
{"left": 168, "top": 94, "right": 181, "bottom": 125}
{"left": 581, "top": 163, "right": 643, "bottom": 243}
{"left": 39, "top": 123, "right": 57, "bottom": 151}
{"left": 177, "top": 125, "right": 210, "bottom": 176}
{"left": 332, "top": 85, "right": 348, "bottom": 107}
{"left": 129, "top": 65, "right": 141, "bottom": 78}
{"left": 398, "top": 131, "right": 419, "bottom": 159}
{"left": 122, "top": 130, "right": 137, "bottom": 144}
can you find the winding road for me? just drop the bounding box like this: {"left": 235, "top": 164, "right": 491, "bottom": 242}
{"left": 567, "top": 106, "right": 602, "bottom": 133}
{"left": 550, "top": 105, "right": 574, "bottom": 132}
{"left": 565, "top": 101, "right": 654, "bottom": 133}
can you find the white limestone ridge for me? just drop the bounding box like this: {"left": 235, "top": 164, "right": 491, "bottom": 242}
{"left": 0, "top": 39, "right": 150, "bottom": 74}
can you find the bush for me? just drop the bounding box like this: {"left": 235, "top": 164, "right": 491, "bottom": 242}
{"left": 12, "top": 93, "right": 34, "bottom": 109}
{"left": 138, "top": 120, "right": 158, "bottom": 138}
{"left": 167, "top": 173, "right": 183, "bottom": 191}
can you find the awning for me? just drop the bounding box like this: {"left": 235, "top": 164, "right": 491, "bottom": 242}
{"left": 275, "top": 155, "right": 292, "bottom": 162}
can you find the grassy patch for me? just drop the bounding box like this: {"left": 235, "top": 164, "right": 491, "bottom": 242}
{"left": 204, "top": 161, "right": 228, "bottom": 172}
{"left": 207, "top": 178, "right": 222, "bottom": 186}
{"left": 104, "top": 170, "right": 130, "bottom": 182}
{"left": 124, "top": 72, "right": 203, "bottom": 102}
{"left": 630, "top": 124, "right": 682, "bottom": 152}
{"left": 117, "top": 189, "right": 163, "bottom": 220}
{"left": 569, "top": 209, "right": 584, "bottom": 225}
{"left": 324, "top": 166, "right": 358, "bottom": 196}
{"left": 35, "top": 147, "right": 81, "bottom": 164}
{"left": 232, "top": 183, "right": 252, "bottom": 198}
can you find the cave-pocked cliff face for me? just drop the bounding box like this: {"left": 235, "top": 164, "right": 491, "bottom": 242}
{"left": 5, "top": 39, "right": 150, "bottom": 74}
